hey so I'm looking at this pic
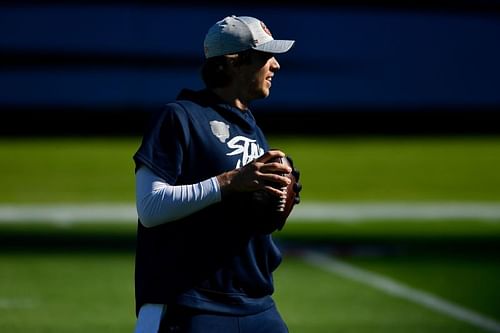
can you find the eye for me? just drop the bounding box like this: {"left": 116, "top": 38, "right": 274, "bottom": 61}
{"left": 260, "top": 52, "right": 273, "bottom": 61}
{"left": 253, "top": 51, "right": 273, "bottom": 65}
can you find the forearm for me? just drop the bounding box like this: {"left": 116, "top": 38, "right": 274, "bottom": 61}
{"left": 136, "top": 166, "right": 221, "bottom": 227}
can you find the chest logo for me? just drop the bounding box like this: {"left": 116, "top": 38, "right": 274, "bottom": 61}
{"left": 226, "top": 136, "right": 265, "bottom": 168}
{"left": 210, "top": 120, "right": 230, "bottom": 143}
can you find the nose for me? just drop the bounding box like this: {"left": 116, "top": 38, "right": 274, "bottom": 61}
{"left": 270, "top": 57, "right": 280, "bottom": 71}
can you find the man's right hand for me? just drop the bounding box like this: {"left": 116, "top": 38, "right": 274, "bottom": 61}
{"left": 216, "top": 150, "right": 292, "bottom": 199}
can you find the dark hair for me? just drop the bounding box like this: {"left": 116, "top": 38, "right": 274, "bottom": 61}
{"left": 200, "top": 50, "right": 254, "bottom": 89}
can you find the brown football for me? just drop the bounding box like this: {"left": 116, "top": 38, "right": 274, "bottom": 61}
{"left": 250, "top": 156, "right": 297, "bottom": 231}
{"left": 274, "top": 156, "right": 297, "bottom": 221}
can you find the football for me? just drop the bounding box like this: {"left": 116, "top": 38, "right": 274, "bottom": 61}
{"left": 274, "top": 156, "right": 297, "bottom": 220}
{"left": 250, "top": 156, "right": 297, "bottom": 231}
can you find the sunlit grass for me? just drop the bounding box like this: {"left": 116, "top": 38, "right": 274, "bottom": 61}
{"left": 1, "top": 136, "right": 500, "bottom": 203}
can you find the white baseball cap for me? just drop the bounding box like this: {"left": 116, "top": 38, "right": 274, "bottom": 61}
{"left": 204, "top": 15, "right": 295, "bottom": 59}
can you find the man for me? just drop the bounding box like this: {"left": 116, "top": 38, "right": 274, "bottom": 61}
{"left": 133, "top": 15, "right": 301, "bottom": 333}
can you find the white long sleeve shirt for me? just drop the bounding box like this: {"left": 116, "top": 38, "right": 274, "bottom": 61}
{"left": 135, "top": 165, "right": 221, "bottom": 227}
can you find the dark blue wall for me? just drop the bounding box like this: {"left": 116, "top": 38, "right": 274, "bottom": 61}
{"left": 2, "top": 4, "right": 500, "bottom": 111}
{"left": 1, "top": 4, "right": 500, "bottom": 135}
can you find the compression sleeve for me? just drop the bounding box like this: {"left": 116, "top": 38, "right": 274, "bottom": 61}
{"left": 135, "top": 165, "right": 221, "bottom": 227}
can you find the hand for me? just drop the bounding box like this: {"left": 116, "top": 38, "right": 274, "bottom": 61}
{"left": 217, "top": 150, "right": 292, "bottom": 199}
{"left": 285, "top": 155, "right": 302, "bottom": 205}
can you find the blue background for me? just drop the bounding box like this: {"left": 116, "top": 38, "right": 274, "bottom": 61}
{"left": 1, "top": 4, "right": 499, "bottom": 112}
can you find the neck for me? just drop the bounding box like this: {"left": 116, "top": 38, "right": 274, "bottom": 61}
{"left": 211, "top": 87, "right": 248, "bottom": 111}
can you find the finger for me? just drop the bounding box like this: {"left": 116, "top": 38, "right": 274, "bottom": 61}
{"left": 258, "top": 173, "right": 291, "bottom": 187}
{"left": 255, "top": 150, "right": 286, "bottom": 163}
{"left": 293, "top": 182, "right": 302, "bottom": 193}
{"left": 262, "top": 185, "right": 288, "bottom": 198}
{"left": 260, "top": 162, "right": 292, "bottom": 175}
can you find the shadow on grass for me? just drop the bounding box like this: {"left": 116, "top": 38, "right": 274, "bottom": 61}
{"left": 0, "top": 223, "right": 137, "bottom": 253}
{"left": 1, "top": 223, "right": 500, "bottom": 259}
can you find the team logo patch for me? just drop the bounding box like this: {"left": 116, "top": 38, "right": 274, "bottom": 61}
{"left": 210, "top": 120, "right": 230, "bottom": 143}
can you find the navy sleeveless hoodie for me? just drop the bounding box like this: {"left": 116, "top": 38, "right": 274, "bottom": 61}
{"left": 133, "top": 89, "right": 282, "bottom": 316}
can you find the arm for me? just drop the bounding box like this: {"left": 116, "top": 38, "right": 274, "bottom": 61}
{"left": 136, "top": 165, "right": 221, "bottom": 227}
{"left": 136, "top": 150, "right": 292, "bottom": 228}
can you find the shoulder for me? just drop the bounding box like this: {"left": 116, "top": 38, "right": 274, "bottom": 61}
{"left": 146, "top": 102, "right": 194, "bottom": 130}
{"left": 160, "top": 101, "right": 190, "bottom": 118}
{"left": 159, "top": 99, "right": 212, "bottom": 121}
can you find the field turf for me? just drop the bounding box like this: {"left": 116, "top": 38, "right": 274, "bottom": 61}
{"left": 1, "top": 136, "right": 499, "bottom": 332}
{"left": 1, "top": 136, "right": 499, "bottom": 202}
{"left": 1, "top": 248, "right": 498, "bottom": 333}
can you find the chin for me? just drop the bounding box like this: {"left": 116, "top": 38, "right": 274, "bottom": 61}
{"left": 249, "top": 86, "right": 270, "bottom": 100}
{"left": 252, "top": 92, "right": 269, "bottom": 101}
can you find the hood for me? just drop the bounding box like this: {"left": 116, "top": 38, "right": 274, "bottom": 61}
{"left": 176, "top": 89, "right": 258, "bottom": 132}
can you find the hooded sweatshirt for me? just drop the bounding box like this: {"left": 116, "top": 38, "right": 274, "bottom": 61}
{"left": 133, "top": 89, "right": 282, "bottom": 316}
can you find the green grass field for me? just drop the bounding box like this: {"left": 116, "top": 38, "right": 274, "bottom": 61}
{"left": 1, "top": 249, "right": 497, "bottom": 333}
{"left": 1, "top": 136, "right": 500, "bottom": 202}
{"left": 1, "top": 136, "right": 499, "bottom": 332}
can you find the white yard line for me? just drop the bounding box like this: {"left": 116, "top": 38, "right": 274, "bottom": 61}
{"left": 301, "top": 250, "right": 500, "bottom": 333}
{"left": 0, "top": 202, "right": 500, "bottom": 224}
{"left": 0, "top": 298, "right": 38, "bottom": 309}
{"left": 291, "top": 202, "right": 500, "bottom": 222}
{"left": 0, "top": 204, "right": 136, "bottom": 224}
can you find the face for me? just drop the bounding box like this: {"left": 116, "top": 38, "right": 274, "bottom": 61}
{"left": 233, "top": 51, "right": 281, "bottom": 103}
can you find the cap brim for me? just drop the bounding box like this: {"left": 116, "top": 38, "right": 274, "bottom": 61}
{"left": 253, "top": 40, "right": 295, "bottom": 54}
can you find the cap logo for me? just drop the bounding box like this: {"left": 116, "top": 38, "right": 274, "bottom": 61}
{"left": 260, "top": 21, "right": 272, "bottom": 37}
